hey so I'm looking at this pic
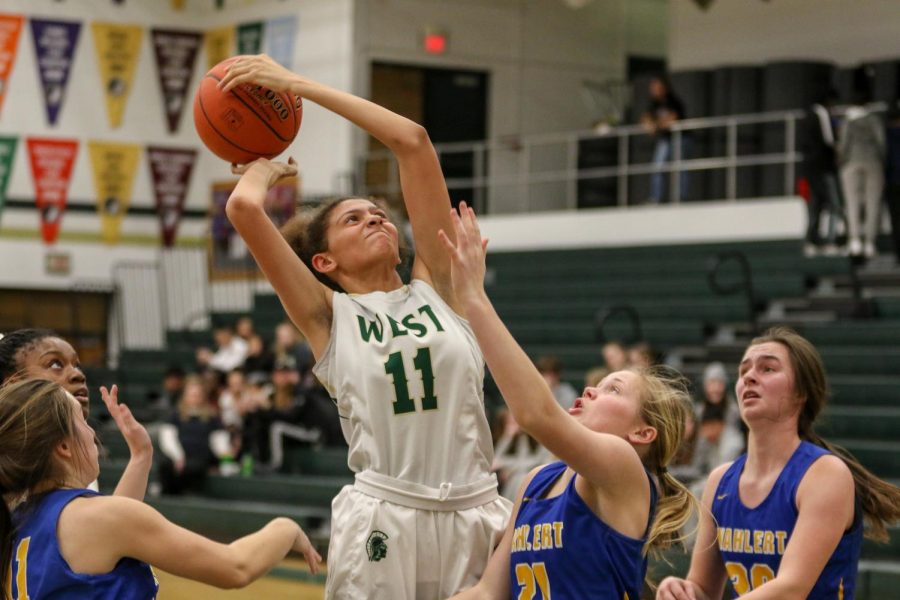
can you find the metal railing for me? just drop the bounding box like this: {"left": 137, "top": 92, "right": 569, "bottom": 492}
{"left": 707, "top": 251, "right": 758, "bottom": 334}
{"left": 360, "top": 108, "right": 806, "bottom": 213}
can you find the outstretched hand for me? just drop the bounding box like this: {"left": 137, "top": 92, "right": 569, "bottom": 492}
{"left": 101, "top": 385, "right": 152, "bottom": 460}
{"left": 656, "top": 577, "right": 701, "bottom": 600}
{"left": 218, "top": 54, "right": 299, "bottom": 94}
{"left": 437, "top": 201, "right": 490, "bottom": 310}
{"left": 293, "top": 527, "right": 323, "bottom": 575}
{"left": 231, "top": 157, "right": 298, "bottom": 188}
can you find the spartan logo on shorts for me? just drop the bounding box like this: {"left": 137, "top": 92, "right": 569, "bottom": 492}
{"left": 366, "top": 530, "right": 389, "bottom": 562}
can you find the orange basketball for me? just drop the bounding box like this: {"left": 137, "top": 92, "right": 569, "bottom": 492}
{"left": 192, "top": 56, "right": 303, "bottom": 164}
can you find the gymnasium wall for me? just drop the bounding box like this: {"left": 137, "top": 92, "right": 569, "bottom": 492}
{"left": 669, "top": 0, "right": 900, "bottom": 70}
{"left": 0, "top": 0, "right": 354, "bottom": 293}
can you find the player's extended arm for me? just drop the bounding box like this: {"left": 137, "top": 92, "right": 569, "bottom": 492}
{"left": 219, "top": 55, "right": 458, "bottom": 306}
{"left": 225, "top": 158, "right": 333, "bottom": 359}
{"left": 657, "top": 464, "right": 730, "bottom": 600}
{"left": 438, "top": 204, "right": 647, "bottom": 495}
{"left": 738, "top": 455, "right": 855, "bottom": 600}
{"left": 62, "top": 496, "right": 321, "bottom": 588}
{"left": 102, "top": 385, "right": 152, "bottom": 501}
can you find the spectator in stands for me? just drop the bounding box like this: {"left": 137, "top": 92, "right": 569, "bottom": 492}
{"left": 0, "top": 378, "right": 320, "bottom": 598}
{"left": 272, "top": 322, "right": 314, "bottom": 380}
{"left": 601, "top": 340, "right": 628, "bottom": 371}
{"left": 838, "top": 76, "right": 886, "bottom": 258}
{"left": 235, "top": 315, "right": 255, "bottom": 341}
{"left": 658, "top": 327, "right": 900, "bottom": 599}
{"left": 628, "top": 341, "right": 657, "bottom": 368}
{"left": 642, "top": 75, "right": 689, "bottom": 203}
{"left": 218, "top": 368, "right": 250, "bottom": 430}
{"left": 535, "top": 355, "right": 578, "bottom": 410}
{"left": 691, "top": 362, "right": 743, "bottom": 479}
{"left": 196, "top": 324, "right": 249, "bottom": 373}
{"left": 583, "top": 365, "right": 609, "bottom": 388}
{"left": 157, "top": 376, "right": 229, "bottom": 495}
{"left": 242, "top": 333, "right": 274, "bottom": 376}
{"left": 800, "top": 89, "right": 845, "bottom": 257}
{"left": 154, "top": 365, "right": 186, "bottom": 411}
{"left": 884, "top": 98, "right": 900, "bottom": 264}
{"left": 491, "top": 408, "right": 548, "bottom": 501}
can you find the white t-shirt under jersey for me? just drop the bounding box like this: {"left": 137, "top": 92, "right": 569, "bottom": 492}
{"left": 313, "top": 280, "right": 495, "bottom": 488}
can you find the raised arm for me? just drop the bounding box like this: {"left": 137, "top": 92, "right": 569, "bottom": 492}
{"left": 219, "top": 55, "right": 458, "bottom": 306}
{"left": 102, "top": 385, "right": 152, "bottom": 501}
{"left": 437, "top": 203, "right": 647, "bottom": 495}
{"left": 225, "top": 158, "right": 333, "bottom": 359}
{"left": 61, "top": 496, "right": 321, "bottom": 588}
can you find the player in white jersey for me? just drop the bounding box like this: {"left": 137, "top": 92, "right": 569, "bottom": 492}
{"left": 220, "top": 55, "right": 511, "bottom": 599}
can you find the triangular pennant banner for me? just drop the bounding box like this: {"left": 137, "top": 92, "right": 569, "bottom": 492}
{"left": 0, "top": 136, "right": 17, "bottom": 228}
{"left": 264, "top": 15, "right": 296, "bottom": 69}
{"left": 151, "top": 28, "right": 202, "bottom": 133}
{"left": 147, "top": 146, "right": 196, "bottom": 246}
{"left": 30, "top": 18, "right": 81, "bottom": 126}
{"left": 204, "top": 25, "right": 234, "bottom": 70}
{"left": 0, "top": 14, "right": 24, "bottom": 120}
{"left": 26, "top": 137, "right": 78, "bottom": 244}
{"left": 92, "top": 22, "right": 143, "bottom": 128}
{"left": 88, "top": 141, "right": 141, "bottom": 244}
{"left": 236, "top": 21, "right": 263, "bottom": 55}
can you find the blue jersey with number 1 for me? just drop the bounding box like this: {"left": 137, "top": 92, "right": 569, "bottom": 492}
{"left": 8, "top": 488, "right": 159, "bottom": 600}
{"left": 509, "top": 461, "right": 656, "bottom": 599}
{"left": 712, "top": 441, "right": 862, "bottom": 598}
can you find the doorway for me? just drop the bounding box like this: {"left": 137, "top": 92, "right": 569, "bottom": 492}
{"left": 368, "top": 62, "right": 489, "bottom": 211}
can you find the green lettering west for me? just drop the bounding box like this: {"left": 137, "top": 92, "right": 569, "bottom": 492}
{"left": 357, "top": 315, "right": 385, "bottom": 343}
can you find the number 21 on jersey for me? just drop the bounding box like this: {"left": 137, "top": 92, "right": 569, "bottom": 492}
{"left": 516, "top": 562, "right": 551, "bottom": 599}
{"left": 6, "top": 537, "right": 30, "bottom": 600}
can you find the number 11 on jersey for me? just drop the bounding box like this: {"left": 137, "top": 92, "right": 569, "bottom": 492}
{"left": 384, "top": 347, "right": 437, "bottom": 414}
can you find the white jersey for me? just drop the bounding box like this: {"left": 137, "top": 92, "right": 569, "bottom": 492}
{"left": 313, "top": 279, "right": 495, "bottom": 488}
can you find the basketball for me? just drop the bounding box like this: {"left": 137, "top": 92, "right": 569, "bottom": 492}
{"left": 192, "top": 56, "right": 303, "bottom": 164}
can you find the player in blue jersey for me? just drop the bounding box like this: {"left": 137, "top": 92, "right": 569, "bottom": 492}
{"left": 658, "top": 327, "right": 900, "bottom": 599}
{"left": 0, "top": 328, "right": 152, "bottom": 499}
{"left": 441, "top": 204, "right": 697, "bottom": 600}
{"left": 0, "top": 378, "right": 321, "bottom": 600}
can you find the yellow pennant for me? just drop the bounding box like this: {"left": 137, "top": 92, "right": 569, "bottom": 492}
{"left": 92, "top": 22, "right": 143, "bottom": 128}
{"left": 204, "top": 25, "right": 234, "bottom": 70}
{"left": 88, "top": 141, "right": 141, "bottom": 244}
{"left": 171, "top": 0, "right": 186, "bottom": 9}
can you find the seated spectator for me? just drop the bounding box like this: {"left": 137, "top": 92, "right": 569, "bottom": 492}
{"left": 243, "top": 333, "right": 275, "bottom": 376}
{"left": 196, "top": 324, "right": 249, "bottom": 373}
{"left": 157, "top": 377, "right": 229, "bottom": 494}
{"left": 218, "top": 369, "right": 250, "bottom": 430}
{"left": 242, "top": 356, "right": 318, "bottom": 469}
{"left": 273, "top": 322, "right": 314, "bottom": 378}
{"left": 235, "top": 315, "right": 255, "bottom": 341}
{"left": 691, "top": 362, "right": 744, "bottom": 477}
{"left": 628, "top": 341, "right": 657, "bottom": 368}
{"left": 491, "top": 409, "right": 549, "bottom": 501}
{"left": 601, "top": 340, "right": 628, "bottom": 371}
{"left": 583, "top": 366, "right": 609, "bottom": 388}
{"left": 152, "top": 365, "right": 185, "bottom": 410}
{"left": 535, "top": 355, "right": 578, "bottom": 409}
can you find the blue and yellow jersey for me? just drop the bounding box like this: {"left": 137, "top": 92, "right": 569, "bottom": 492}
{"left": 7, "top": 488, "right": 159, "bottom": 600}
{"left": 508, "top": 461, "right": 656, "bottom": 599}
{"left": 712, "top": 441, "right": 863, "bottom": 598}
